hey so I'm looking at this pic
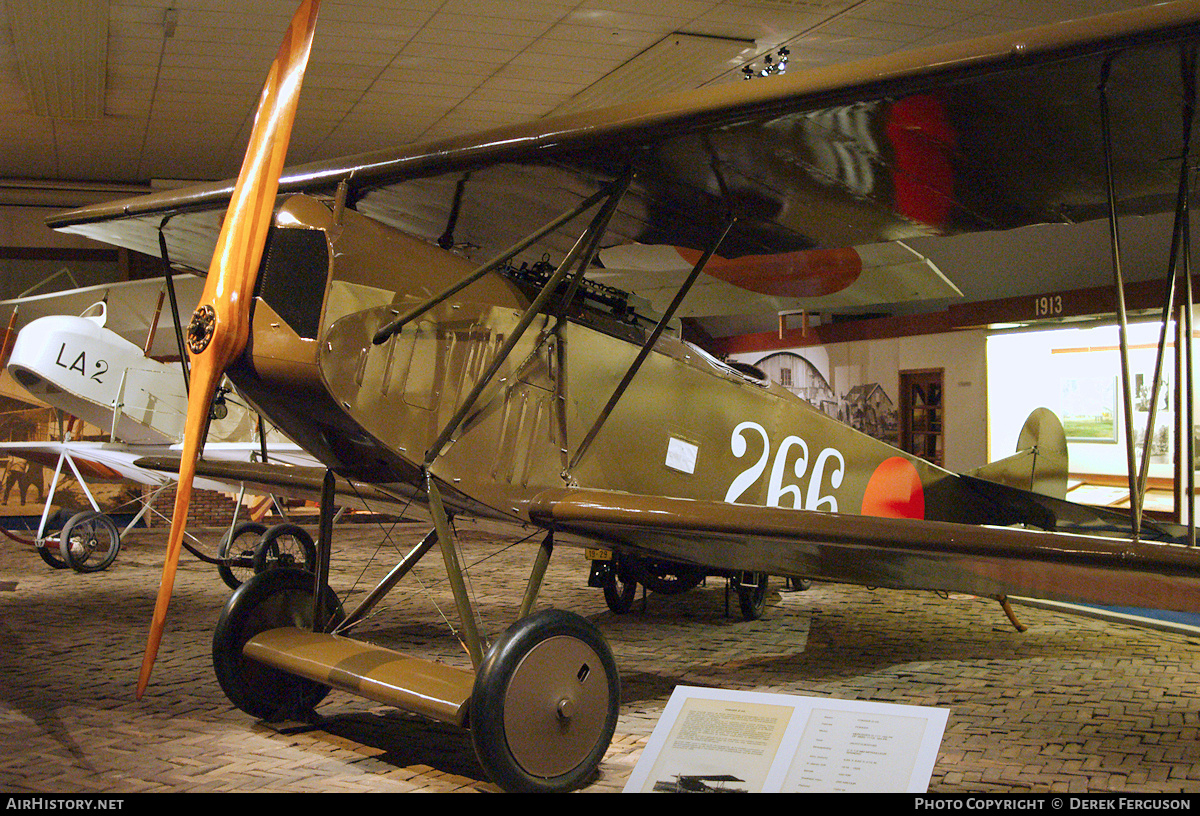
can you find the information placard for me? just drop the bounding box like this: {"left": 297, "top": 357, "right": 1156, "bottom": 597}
{"left": 624, "top": 686, "right": 948, "bottom": 793}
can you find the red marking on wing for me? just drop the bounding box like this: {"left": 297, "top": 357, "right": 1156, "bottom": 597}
{"left": 885, "top": 95, "right": 956, "bottom": 229}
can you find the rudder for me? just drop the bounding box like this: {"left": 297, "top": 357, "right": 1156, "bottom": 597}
{"left": 971, "top": 407, "right": 1068, "bottom": 499}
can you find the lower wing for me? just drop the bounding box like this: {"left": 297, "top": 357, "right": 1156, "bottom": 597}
{"left": 528, "top": 487, "right": 1200, "bottom": 614}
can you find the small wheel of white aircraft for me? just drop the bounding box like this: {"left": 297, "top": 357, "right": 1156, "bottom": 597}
{"left": 58, "top": 511, "right": 120, "bottom": 573}
{"left": 36, "top": 544, "right": 68, "bottom": 570}
{"left": 217, "top": 520, "right": 268, "bottom": 589}
{"left": 212, "top": 568, "right": 341, "bottom": 722}
{"left": 733, "top": 572, "right": 769, "bottom": 621}
{"left": 36, "top": 509, "right": 73, "bottom": 569}
{"left": 470, "top": 609, "right": 619, "bottom": 793}
{"left": 251, "top": 523, "right": 316, "bottom": 575}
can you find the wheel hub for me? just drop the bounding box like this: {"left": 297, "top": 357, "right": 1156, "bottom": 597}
{"left": 502, "top": 635, "right": 611, "bottom": 778}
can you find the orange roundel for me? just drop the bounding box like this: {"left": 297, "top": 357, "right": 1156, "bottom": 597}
{"left": 861, "top": 456, "right": 925, "bottom": 519}
{"left": 675, "top": 246, "right": 862, "bottom": 298}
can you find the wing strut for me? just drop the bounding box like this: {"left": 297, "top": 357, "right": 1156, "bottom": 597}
{"left": 1100, "top": 55, "right": 1145, "bottom": 539}
{"left": 567, "top": 214, "right": 736, "bottom": 475}
{"left": 1133, "top": 44, "right": 1197, "bottom": 542}
{"left": 156, "top": 219, "right": 191, "bottom": 395}
{"left": 372, "top": 180, "right": 622, "bottom": 346}
{"left": 1098, "top": 45, "right": 1200, "bottom": 545}
{"left": 423, "top": 172, "right": 632, "bottom": 467}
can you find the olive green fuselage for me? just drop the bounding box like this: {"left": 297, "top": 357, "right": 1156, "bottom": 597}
{"left": 234, "top": 194, "right": 973, "bottom": 531}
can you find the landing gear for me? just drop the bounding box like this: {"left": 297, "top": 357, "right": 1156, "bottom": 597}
{"left": 470, "top": 609, "right": 620, "bottom": 793}
{"left": 590, "top": 554, "right": 638, "bottom": 614}
{"left": 626, "top": 557, "right": 705, "bottom": 596}
{"left": 58, "top": 511, "right": 120, "bottom": 573}
{"left": 34, "top": 509, "right": 73, "bottom": 569}
{"left": 732, "top": 571, "right": 768, "bottom": 621}
{"left": 602, "top": 566, "right": 638, "bottom": 614}
{"left": 217, "top": 520, "right": 267, "bottom": 590}
{"left": 252, "top": 523, "right": 316, "bottom": 574}
{"left": 212, "top": 568, "right": 342, "bottom": 722}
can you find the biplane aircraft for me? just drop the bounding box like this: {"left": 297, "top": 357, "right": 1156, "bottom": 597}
{"left": 0, "top": 278, "right": 397, "bottom": 578}
{"left": 40, "top": 0, "right": 1200, "bottom": 793}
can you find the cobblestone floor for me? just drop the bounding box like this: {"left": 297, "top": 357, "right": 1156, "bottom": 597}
{"left": 2, "top": 517, "right": 1199, "bottom": 793}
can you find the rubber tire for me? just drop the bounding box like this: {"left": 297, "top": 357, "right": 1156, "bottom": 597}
{"left": 36, "top": 509, "right": 73, "bottom": 569}
{"left": 36, "top": 545, "right": 67, "bottom": 569}
{"left": 212, "top": 568, "right": 341, "bottom": 722}
{"left": 217, "top": 521, "right": 268, "bottom": 590}
{"left": 59, "top": 511, "right": 120, "bottom": 573}
{"left": 470, "top": 609, "right": 619, "bottom": 793}
{"left": 733, "top": 572, "right": 769, "bottom": 621}
{"left": 626, "top": 557, "right": 705, "bottom": 595}
{"left": 602, "top": 567, "right": 637, "bottom": 614}
{"left": 251, "top": 523, "right": 316, "bottom": 574}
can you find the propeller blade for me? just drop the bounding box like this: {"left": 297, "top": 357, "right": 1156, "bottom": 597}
{"left": 137, "top": 0, "right": 321, "bottom": 699}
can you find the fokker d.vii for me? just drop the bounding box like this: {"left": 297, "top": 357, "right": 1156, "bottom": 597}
{"left": 43, "top": 0, "right": 1200, "bottom": 792}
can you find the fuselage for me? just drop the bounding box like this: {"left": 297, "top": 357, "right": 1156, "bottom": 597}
{"left": 232, "top": 194, "right": 992, "bottom": 531}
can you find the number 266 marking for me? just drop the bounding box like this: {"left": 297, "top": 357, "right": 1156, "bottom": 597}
{"left": 724, "top": 421, "right": 845, "bottom": 511}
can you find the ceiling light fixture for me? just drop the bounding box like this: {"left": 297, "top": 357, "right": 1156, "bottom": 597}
{"left": 742, "top": 46, "right": 790, "bottom": 80}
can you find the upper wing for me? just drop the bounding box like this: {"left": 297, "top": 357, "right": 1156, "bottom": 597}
{"left": 44, "top": 2, "right": 1200, "bottom": 314}
{"left": 528, "top": 487, "right": 1200, "bottom": 614}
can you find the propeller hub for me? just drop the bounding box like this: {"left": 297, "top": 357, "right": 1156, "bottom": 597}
{"left": 187, "top": 304, "right": 216, "bottom": 354}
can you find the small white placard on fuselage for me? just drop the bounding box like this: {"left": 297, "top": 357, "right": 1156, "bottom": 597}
{"left": 665, "top": 437, "right": 698, "bottom": 474}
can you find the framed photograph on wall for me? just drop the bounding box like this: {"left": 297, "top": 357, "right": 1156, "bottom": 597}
{"left": 1060, "top": 376, "right": 1117, "bottom": 442}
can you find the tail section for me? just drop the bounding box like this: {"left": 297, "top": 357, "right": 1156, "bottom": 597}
{"left": 971, "top": 407, "right": 1068, "bottom": 500}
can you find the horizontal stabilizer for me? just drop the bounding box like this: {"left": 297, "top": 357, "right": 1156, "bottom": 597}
{"left": 971, "top": 407, "right": 1068, "bottom": 499}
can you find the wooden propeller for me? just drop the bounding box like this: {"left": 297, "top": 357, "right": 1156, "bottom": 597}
{"left": 137, "top": 0, "right": 321, "bottom": 699}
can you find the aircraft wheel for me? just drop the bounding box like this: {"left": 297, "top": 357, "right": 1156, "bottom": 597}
{"left": 470, "top": 609, "right": 619, "bottom": 793}
{"left": 36, "top": 509, "right": 72, "bottom": 569}
{"left": 212, "top": 568, "right": 341, "bottom": 722}
{"left": 217, "top": 521, "right": 267, "bottom": 589}
{"left": 602, "top": 567, "right": 637, "bottom": 614}
{"left": 733, "top": 572, "right": 768, "bottom": 621}
{"left": 59, "top": 511, "right": 120, "bottom": 573}
{"left": 626, "top": 557, "right": 704, "bottom": 595}
{"left": 36, "top": 544, "right": 68, "bottom": 569}
{"left": 787, "top": 576, "right": 812, "bottom": 591}
{"left": 251, "top": 523, "right": 316, "bottom": 575}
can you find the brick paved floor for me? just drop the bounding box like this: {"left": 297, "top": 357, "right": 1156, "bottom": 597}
{"left": 2, "top": 517, "right": 1199, "bottom": 793}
